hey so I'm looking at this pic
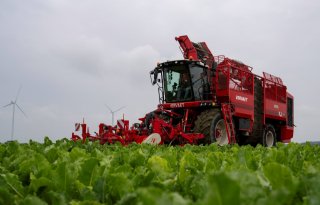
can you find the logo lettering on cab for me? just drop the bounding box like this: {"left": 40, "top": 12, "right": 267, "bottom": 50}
{"left": 236, "top": 95, "right": 248, "bottom": 102}
{"left": 170, "top": 103, "right": 185, "bottom": 108}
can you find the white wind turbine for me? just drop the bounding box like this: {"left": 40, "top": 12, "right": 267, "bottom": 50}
{"left": 2, "top": 86, "right": 27, "bottom": 140}
{"left": 105, "top": 104, "right": 125, "bottom": 126}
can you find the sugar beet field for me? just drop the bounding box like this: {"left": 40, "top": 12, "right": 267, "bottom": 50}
{"left": 0, "top": 138, "right": 319, "bottom": 205}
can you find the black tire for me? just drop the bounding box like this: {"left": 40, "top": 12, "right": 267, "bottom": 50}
{"left": 262, "top": 124, "right": 276, "bottom": 147}
{"left": 194, "top": 109, "right": 229, "bottom": 145}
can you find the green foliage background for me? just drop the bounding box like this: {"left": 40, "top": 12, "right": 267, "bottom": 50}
{"left": 0, "top": 138, "right": 319, "bottom": 205}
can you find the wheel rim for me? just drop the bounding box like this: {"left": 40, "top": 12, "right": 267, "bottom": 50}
{"left": 214, "top": 119, "right": 229, "bottom": 145}
{"left": 265, "top": 131, "right": 274, "bottom": 147}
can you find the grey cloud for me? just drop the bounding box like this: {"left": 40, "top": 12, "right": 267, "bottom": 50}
{"left": 0, "top": 0, "right": 319, "bottom": 143}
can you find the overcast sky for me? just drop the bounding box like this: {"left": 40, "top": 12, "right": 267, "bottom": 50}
{"left": 1, "top": 0, "right": 319, "bottom": 143}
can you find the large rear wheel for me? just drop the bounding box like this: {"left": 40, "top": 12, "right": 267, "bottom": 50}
{"left": 194, "top": 109, "right": 229, "bottom": 145}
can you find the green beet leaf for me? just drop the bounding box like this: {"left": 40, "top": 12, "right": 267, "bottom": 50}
{"left": 199, "top": 172, "right": 240, "bottom": 205}
{"left": 0, "top": 173, "right": 25, "bottom": 198}
{"left": 20, "top": 195, "right": 48, "bottom": 205}
{"left": 78, "top": 158, "right": 100, "bottom": 187}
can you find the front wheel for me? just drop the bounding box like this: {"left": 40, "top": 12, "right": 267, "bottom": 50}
{"left": 263, "top": 124, "right": 276, "bottom": 147}
{"left": 194, "top": 109, "right": 229, "bottom": 145}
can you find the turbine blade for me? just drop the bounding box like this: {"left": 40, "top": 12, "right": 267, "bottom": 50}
{"left": 114, "top": 106, "right": 125, "bottom": 113}
{"left": 15, "top": 103, "right": 27, "bottom": 118}
{"left": 15, "top": 85, "right": 22, "bottom": 103}
{"left": 2, "top": 102, "right": 13, "bottom": 108}
{"left": 105, "top": 104, "right": 112, "bottom": 112}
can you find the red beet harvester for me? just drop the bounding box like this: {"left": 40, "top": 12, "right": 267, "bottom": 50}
{"left": 72, "top": 35, "right": 294, "bottom": 147}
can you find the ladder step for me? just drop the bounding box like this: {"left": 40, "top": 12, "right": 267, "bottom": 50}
{"left": 221, "top": 103, "right": 236, "bottom": 144}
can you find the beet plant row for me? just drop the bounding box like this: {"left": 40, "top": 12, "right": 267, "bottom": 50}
{"left": 0, "top": 138, "right": 319, "bottom": 205}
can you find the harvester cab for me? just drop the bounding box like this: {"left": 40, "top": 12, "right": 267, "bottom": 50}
{"left": 151, "top": 60, "right": 211, "bottom": 103}
{"left": 150, "top": 35, "right": 218, "bottom": 103}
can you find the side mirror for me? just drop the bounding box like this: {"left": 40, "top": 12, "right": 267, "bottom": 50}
{"left": 150, "top": 68, "right": 158, "bottom": 85}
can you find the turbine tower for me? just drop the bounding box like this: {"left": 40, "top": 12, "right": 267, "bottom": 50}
{"left": 105, "top": 104, "right": 125, "bottom": 126}
{"left": 3, "top": 86, "right": 27, "bottom": 140}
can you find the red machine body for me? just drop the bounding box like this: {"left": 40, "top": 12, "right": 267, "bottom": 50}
{"left": 72, "top": 35, "right": 294, "bottom": 146}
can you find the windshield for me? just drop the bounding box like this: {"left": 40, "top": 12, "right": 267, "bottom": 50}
{"left": 163, "top": 64, "right": 208, "bottom": 102}
{"left": 190, "top": 64, "right": 208, "bottom": 100}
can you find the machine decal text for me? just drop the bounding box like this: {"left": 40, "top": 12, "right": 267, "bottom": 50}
{"left": 170, "top": 103, "right": 185, "bottom": 108}
{"left": 236, "top": 95, "right": 248, "bottom": 102}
